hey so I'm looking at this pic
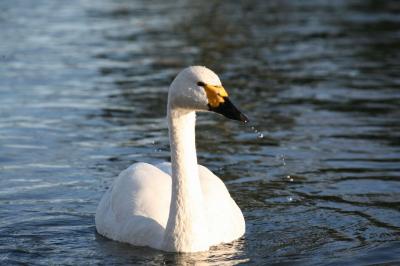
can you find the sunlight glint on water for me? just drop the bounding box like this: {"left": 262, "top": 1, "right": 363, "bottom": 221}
{"left": 0, "top": 0, "right": 399, "bottom": 265}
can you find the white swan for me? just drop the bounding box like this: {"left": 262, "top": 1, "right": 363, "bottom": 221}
{"left": 95, "top": 66, "right": 248, "bottom": 252}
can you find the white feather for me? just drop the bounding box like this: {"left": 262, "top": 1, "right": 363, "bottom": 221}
{"left": 95, "top": 66, "right": 245, "bottom": 252}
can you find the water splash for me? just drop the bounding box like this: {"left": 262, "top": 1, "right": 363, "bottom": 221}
{"left": 276, "top": 154, "right": 286, "bottom": 166}
{"left": 250, "top": 126, "right": 264, "bottom": 139}
{"left": 151, "top": 140, "right": 165, "bottom": 153}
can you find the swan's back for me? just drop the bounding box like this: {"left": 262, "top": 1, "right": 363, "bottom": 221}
{"left": 196, "top": 165, "right": 244, "bottom": 244}
{"left": 95, "top": 163, "right": 171, "bottom": 249}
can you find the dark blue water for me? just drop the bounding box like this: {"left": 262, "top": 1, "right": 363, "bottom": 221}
{"left": 1, "top": 0, "right": 399, "bottom": 265}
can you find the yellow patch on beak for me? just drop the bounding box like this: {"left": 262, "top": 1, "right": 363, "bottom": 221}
{"left": 203, "top": 84, "right": 229, "bottom": 108}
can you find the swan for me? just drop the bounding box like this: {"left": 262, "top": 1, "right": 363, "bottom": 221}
{"left": 95, "top": 66, "right": 248, "bottom": 252}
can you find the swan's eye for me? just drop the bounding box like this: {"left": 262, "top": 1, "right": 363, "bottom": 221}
{"left": 197, "top": 81, "right": 205, "bottom": 87}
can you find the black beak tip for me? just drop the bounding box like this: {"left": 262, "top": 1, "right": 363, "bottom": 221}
{"left": 209, "top": 97, "right": 249, "bottom": 124}
{"left": 240, "top": 113, "right": 249, "bottom": 124}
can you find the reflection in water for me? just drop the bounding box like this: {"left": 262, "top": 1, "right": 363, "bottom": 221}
{"left": 0, "top": 0, "right": 399, "bottom": 264}
{"left": 96, "top": 232, "right": 247, "bottom": 265}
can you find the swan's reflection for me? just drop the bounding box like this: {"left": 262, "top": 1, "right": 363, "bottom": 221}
{"left": 96, "top": 232, "right": 248, "bottom": 265}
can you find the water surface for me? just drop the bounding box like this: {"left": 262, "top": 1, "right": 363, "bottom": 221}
{"left": 1, "top": 0, "right": 400, "bottom": 265}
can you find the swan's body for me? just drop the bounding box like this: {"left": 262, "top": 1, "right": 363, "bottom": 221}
{"left": 95, "top": 66, "right": 248, "bottom": 252}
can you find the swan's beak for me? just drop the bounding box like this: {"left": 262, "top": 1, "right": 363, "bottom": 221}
{"left": 209, "top": 97, "right": 249, "bottom": 123}
{"left": 202, "top": 83, "right": 249, "bottom": 123}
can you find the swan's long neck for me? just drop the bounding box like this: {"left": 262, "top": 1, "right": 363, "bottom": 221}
{"left": 162, "top": 107, "right": 209, "bottom": 252}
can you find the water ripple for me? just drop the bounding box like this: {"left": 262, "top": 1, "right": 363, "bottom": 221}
{"left": 0, "top": 0, "right": 399, "bottom": 265}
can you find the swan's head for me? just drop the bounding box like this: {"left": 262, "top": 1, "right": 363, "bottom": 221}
{"left": 168, "top": 66, "right": 248, "bottom": 123}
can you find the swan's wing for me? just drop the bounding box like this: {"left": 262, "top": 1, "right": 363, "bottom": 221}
{"left": 198, "top": 165, "right": 246, "bottom": 245}
{"left": 155, "top": 161, "right": 172, "bottom": 176}
{"left": 95, "top": 162, "right": 171, "bottom": 248}
{"left": 154, "top": 161, "right": 245, "bottom": 244}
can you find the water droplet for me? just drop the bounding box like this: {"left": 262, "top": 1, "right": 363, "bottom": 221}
{"left": 248, "top": 125, "right": 264, "bottom": 140}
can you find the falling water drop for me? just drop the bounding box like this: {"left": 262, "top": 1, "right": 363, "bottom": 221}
{"left": 249, "top": 125, "right": 264, "bottom": 140}
{"left": 245, "top": 123, "right": 266, "bottom": 143}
